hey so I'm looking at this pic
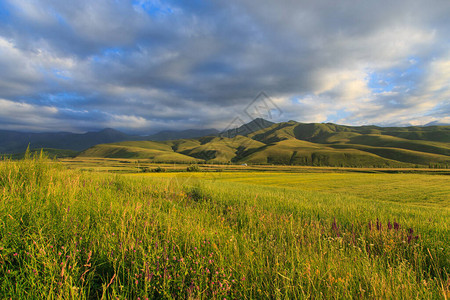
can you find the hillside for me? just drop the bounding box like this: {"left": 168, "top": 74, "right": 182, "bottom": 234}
{"left": 79, "top": 120, "right": 450, "bottom": 167}
{"left": 78, "top": 141, "right": 202, "bottom": 163}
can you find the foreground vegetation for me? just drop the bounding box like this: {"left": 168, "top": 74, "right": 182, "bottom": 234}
{"left": 1, "top": 154, "right": 449, "bottom": 298}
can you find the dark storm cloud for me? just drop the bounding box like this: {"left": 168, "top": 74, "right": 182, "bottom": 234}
{"left": 0, "top": 0, "right": 449, "bottom": 133}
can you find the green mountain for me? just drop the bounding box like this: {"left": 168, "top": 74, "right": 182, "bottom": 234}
{"left": 79, "top": 120, "right": 450, "bottom": 167}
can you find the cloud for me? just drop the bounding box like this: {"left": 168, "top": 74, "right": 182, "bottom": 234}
{"left": 0, "top": 98, "right": 59, "bottom": 131}
{"left": 0, "top": 0, "right": 449, "bottom": 133}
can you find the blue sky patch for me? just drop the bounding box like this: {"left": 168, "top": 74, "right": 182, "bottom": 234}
{"left": 368, "top": 57, "right": 424, "bottom": 94}
{"left": 0, "top": 1, "right": 10, "bottom": 21}
{"left": 133, "top": 0, "right": 174, "bottom": 17}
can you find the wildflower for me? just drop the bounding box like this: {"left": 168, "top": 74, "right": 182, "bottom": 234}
{"left": 393, "top": 222, "right": 399, "bottom": 230}
{"left": 387, "top": 221, "right": 392, "bottom": 230}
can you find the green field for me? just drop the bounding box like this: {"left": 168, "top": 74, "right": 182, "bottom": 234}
{"left": 136, "top": 171, "right": 450, "bottom": 207}
{"left": 1, "top": 154, "right": 449, "bottom": 298}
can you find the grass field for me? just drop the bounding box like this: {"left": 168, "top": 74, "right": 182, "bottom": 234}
{"left": 1, "top": 154, "right": 449, "bottom": 298}
{"left": 135, "top": 171, "right": 450, "bottom": 207}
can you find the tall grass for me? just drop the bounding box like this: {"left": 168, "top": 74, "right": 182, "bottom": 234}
{"left": 0, "top": 155, "right": 448, "bottom": 298}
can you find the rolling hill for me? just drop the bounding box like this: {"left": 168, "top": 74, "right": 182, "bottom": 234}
{"left": 78, "top": 120, "right": 450, "bottom": 167}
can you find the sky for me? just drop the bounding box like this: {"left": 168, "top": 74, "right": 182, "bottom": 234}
{"left": 0, "top": 0, "right": 449, "bottom": 134}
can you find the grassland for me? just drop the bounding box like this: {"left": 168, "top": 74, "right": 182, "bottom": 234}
{"left": 0, "top": 154, "right": 449, "bottom": 298}
{"left": 60, "top": 157, "right": 450, "bottom": 175}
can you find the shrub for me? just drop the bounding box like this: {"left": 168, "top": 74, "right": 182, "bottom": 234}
{"left": 185, "top": 185, "right": 211, "bottom": 202}
{"left": 186, "top": 165, "right": 200, "bottom": 172}
{"left": 152, "top": 166, "right": 166, "bottom": 172}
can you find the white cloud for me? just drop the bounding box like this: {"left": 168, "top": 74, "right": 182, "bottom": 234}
{"left": 104, "top": 113, "right": 151, "bottom": 129}
{"left": 0, "top": 98, "right": 59, "bottom": 131}
{"left": 423, "top": 56, "right": 450, "bottom": 96}
{"left": 312, "top": 69, "right": 371, "bottom": 103}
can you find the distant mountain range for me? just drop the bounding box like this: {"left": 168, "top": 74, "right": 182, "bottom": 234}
{"left": 0, "top": 128, "right": 220, "bottom": 154}
{"left": 3, "top": 119, "right": 450, "bottom": 167}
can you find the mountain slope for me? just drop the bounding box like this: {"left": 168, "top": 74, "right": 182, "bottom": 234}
{"left": 221, "top": 118, "right": 274, "bottom": 138}
{"left": 239, "top": 139, "right": 412, "bottom": 167}
{"left": 78, "top": 141, "right": 201, "bottom": 163}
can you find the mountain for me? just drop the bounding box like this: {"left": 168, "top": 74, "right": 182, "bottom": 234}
{"left": 425, "top": 121, "right": 450, "bottom": 126}
{"left": 0, "top": 128, "right": 220, "bottom": 154}
{"left": 0, "top": 128, "right": 142, "bottom": 154}
{"left": 146, "top": 128, "right": 220, "bottom": 141}
{"left": 79, "top": 120, "right": 450, "bottom": 167}
{"left": 220, "top": 118, "right": 274, "bottom": 138}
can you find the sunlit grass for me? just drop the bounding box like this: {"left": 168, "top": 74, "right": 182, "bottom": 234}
{"left": 1, "top": 155, "right": 449, "bottom": 298}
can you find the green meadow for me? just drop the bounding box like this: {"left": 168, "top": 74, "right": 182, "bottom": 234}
{"left": 1, "top": 154, "right": 449, "bottom": 298}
